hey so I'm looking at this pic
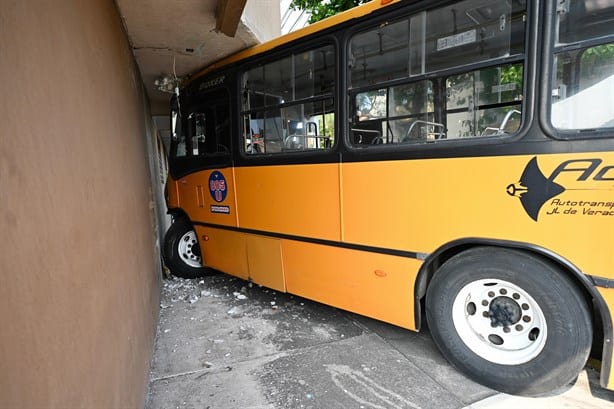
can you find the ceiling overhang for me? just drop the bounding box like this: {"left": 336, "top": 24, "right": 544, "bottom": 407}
{"left": 115, "top": 0, "right": 262, "bottom": 115}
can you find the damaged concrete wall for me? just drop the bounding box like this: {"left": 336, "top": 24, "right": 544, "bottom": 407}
{"left": 0, "top": 0, "right": 161, "bottom": 407}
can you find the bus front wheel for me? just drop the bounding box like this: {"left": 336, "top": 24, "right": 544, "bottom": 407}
{"left": 425, "top": 247, "right": 592, "bottom": 396}
{"left": 162, "top": 217, "right": 211, "bottom": 279}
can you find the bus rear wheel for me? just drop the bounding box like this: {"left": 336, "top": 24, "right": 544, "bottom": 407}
{"left": 425, "top": 247, "right": 592, "bottom": 396}
{"left": 162, "top": 217, "right": 212, "bottom": 279}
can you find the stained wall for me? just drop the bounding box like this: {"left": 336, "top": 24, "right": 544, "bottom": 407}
{"left": 0, "top": 0, "right": 161, "bottom": 407}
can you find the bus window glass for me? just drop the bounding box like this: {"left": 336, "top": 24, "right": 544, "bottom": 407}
{"left": 558, "top": 0, "right": 614, "bottom": 45}
{"left": 446, "top": 63, "right": 523, "bottom": 138}
{"left": 347, "top": 0, "right": 526, "bottom": 146}
{"left": 349, "top": 20, "right": 409, "bottom": 88}
{"left": 424, "top": 0, "right": 514, "bottom": 73}
{"left": 389, "top": 81, "right": 435, "bottom": 142}
{"left": 295, "top": 45, "right": 335, "bottom": 99}
{"left": 265, "top": 56, "right": 292, "bottom": 104}
{"left": 180, "top": 89, "right": 231, "bottom": 156}
{"left": 351, "top": 81, "right": 436, "bottom": 145}
{"left": 171, "top": 109, "right": 187, "bottom": 157}
{"left": 409, "top": 12, "right": 426, "bottom": 76}
{"left": 190, "top": 113, "right": 206, "bottom": 155}
{"left": 551, "top": 0, "right": 614, "bottom": 131}
{"left": 242, "top": 44, "right": 336, "bottom": 155}
{"left": 243, "top": 66, "right": 265, "bottom": 110}
{"left": 551, "top": 43, "right": 614, "bottom": 130}
{"left": 349, "top": 0, "right": 523, "bottom": 87}
{"left": 356, "top": 89, "right": 387, "bottom": 121}
{"left": 263, "top": 108, "right": 284, "bottom": 153}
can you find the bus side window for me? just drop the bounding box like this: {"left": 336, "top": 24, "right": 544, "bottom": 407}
{"left": 350, "top": 81, "right": 437, "bottom": 146}
{"left": 188, "top": 91, "right": 231, "bottom": 156}
{"left": 241, "top": 44, "right": 336, "bottom": 155}
{"left": 552, "top": 44, "right": 614, "bottom": 130}
{"left": 347, "top": 0, "right": 526, "bottom": 146}
{"left": 445, "top": 63, "right": 523, "bottom": 139}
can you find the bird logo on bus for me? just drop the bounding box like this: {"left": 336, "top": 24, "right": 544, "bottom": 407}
{"left": 507, "top": 157, "right": 614, "bottom": 221}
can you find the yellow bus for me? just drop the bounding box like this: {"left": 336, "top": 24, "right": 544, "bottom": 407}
{"left": 162, "top": 0, "right": 614, "bottom": 396}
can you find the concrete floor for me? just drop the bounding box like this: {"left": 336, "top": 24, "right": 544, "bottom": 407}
{"left": 146, "top": 274, "right": 614, "bottom": 409}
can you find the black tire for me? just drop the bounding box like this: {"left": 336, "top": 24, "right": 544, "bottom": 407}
{"left": 425, "top": 247, "right": 592, "bottom": 396}
{"left": 162, "top": 217, "right": 211, "bottom": 279}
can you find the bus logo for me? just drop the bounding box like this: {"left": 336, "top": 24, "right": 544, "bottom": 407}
{"left": 506, "top": 157, "right": 565, "bottom": 221}
{"left": 209, "top": 171, "right": 227, "bottom": 203}
{"left": 507, "top": 157, "right": 614, "bottom": 221}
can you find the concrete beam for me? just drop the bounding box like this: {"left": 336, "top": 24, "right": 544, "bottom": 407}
{"left": 216, "top": 0, "right": 248, "bottom": 37}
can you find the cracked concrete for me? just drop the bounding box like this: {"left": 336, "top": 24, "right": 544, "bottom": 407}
{"left": 146, "top": 274, "right": 614, "bottom": 409}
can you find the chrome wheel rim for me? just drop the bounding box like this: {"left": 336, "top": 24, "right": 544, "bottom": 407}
{"left": 452, "top": 278, "right": 547, "bottom": 365}
{"left": 177, "top": 230, "right": 202, "bottom": 268}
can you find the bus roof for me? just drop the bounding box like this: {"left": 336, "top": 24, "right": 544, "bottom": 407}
{"left": 187, "top": 0, "right": 401, "bottom": 84}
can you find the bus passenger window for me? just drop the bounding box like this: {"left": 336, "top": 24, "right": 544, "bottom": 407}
{"left": 350, "top": 81, "right": 436, "bottom": 145}
{"left": 557, "top": 0, "right": 614, "bottom": 45}
{"left": 349, "top": 19, "right": 410, "bottom": 88}
{"left": 241, "top": 44, "right": 336, "bottom": 155}
{"left": 550, "top": 1, "right": 614, "bottom": 131}
{"left": 347, "top": 0, "right": 526, "bottom": 147}
{"left": 446, "top": 63, "right": 523, "bottom": 139}
{"left": 551, "top": 43, "right": 614, "bottom": 130}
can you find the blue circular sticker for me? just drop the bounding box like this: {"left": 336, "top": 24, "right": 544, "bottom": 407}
{"left": 208, "top": 171, "right": 227, "bottom": 203}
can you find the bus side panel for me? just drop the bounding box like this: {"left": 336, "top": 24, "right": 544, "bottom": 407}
{"left": 197, "top": 226, "right": 249, "bottom": 280}
{"left": 167, "top": 175, "right": 180, "bottom": 209}
{"left": 245, "top": 234, "right": 286, "bottom": 292}
{"left": 198, "top": 227, "right": 286, "bottom": 291}
{"left": 176, "top": 168, "right": 238, "bottom": 227}
{"left": 282, "top": 240, "right": 420, "bottom": 330}
{"left": 234, "top": 164, "right": 341, "bottom": 241}
{"left": 341, "top": 153, "right": 614, "bottom": 280}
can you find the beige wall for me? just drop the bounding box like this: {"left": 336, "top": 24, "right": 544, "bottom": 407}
{"left": 0, "top": 1, "right": 160, "bottom": 407}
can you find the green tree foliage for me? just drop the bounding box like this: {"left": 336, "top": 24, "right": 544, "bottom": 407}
{"left": 290, "top": 0, "right": 369, "bottom": 24}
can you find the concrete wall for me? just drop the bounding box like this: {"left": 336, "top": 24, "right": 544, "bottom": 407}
{"left": 0, "top": 1, "right": 161, "bottom": 407}
{"left": 242, "top": 0, "right": 282, "bottom": 42}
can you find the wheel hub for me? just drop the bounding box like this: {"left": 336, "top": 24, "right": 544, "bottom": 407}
{"left": 452, "top": 278, "right": 548, "bottom": 365}
{"left": 177, "top": 230, "right": 203, "bottom": 268}
{"left": 489, "top": 296, "right": 521, "bottom": 327}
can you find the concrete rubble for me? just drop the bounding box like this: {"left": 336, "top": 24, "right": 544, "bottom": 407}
{"left": 146, "top": 274, "right": 614, "bottom": 409}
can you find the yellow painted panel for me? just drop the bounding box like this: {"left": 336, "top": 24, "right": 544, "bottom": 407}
{"left": 235, "top": 164, "right": 341, "bottom": 240}
{"left": 196, "top": 226, "right": 248, "bottom": 280}
{"left": 166, "top": 175, "right": 180, "bottom": 209}
{"left": 597, "top": 287, "right": 614, "bottom": 390}
{"left": 176, "top": 168, "right": 238, "bottom": 227}
{"left": 341, "top": 152, "right": 614, "bottom": 279}
{"left": 282, "top": 240, "right": 420, "bottom": 330}
{"left": 246, "top": 235, "right": 286, "bottom": 292}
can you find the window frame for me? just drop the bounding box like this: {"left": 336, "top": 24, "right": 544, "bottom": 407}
{"left": 168, "top": 87, "right": 233, "bottom": 180}
{"left": 344, "top": 0, "right": 531, "bottom": 152}
{"left": 540, "top": 0, "right": 614, "bottom": 140}
{"left": 238, "top": 40, "right": 339, "bottom": 159}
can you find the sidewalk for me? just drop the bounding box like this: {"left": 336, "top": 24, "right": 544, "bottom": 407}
{"left": 146, "top": 274, "right": 614, "bottom": 409}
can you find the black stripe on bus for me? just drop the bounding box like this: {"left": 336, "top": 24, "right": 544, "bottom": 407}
{"left": 589, "top": 275, "right": 614, "bottom": 289}
{"left": 192, "top": 221, "right": 427, "bottom": 261}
